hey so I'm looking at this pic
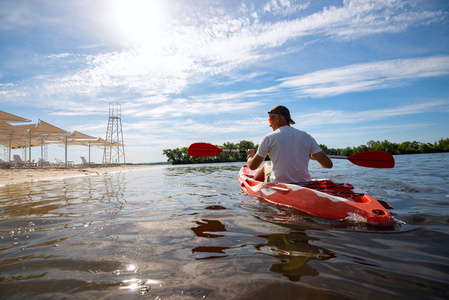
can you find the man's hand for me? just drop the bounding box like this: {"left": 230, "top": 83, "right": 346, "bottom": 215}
{"left": 246, "top": 149, "right": 264, "bottom": 170}
{"left": 246, "top": 149, "right": 256, "bottom": 157}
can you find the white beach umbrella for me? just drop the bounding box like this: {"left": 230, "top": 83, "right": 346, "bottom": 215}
{"left": 31, "top": 120, "right": 70, "bottom": 168}
{"left": 0, "top": 123, "right": 36, "bottom": 161}
{"left": 64, "top": 131, "right": 98, "bottom": 166}
{"left": 0, "top": 110, "right": 31, "bottom": 123}
{"left": 0, "top": 111, "right": 31, "bottom": 161}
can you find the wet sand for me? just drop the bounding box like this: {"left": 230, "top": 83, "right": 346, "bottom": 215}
{"left": 0, "top": 165, "right": 164, "bottom": 186}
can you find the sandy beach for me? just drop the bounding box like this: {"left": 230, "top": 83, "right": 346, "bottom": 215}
{"left": 0, "top": 165, "right": 164, "bottom": 186}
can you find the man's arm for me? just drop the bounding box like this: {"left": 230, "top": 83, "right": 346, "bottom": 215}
{"left": 311, "top": 151, "right": 333, "bottom": 169}
{"left": 246, "top": 149, "right": 265, "bottom": 170}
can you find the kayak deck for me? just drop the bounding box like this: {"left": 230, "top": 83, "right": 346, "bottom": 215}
{"left": 238, "top": 165, "right": 394, "bottom": 226}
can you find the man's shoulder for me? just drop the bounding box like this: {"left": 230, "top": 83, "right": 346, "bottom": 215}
{"left": 280, "top": 126, "right": 307, "bottom": 135}
{"left": 263, "top": 128, "right": 280, "bottom": 138}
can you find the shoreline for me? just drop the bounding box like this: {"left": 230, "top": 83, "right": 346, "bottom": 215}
{"left": 0, "top": 165, "right": 167, "bottom": 187}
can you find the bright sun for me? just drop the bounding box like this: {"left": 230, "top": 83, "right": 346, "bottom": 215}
{"left": 108, "top": 0, "right": 168, "bottom": 44}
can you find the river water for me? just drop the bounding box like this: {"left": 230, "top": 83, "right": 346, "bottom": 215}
{"left": 1, "top": 153, "right": 448, "bottom": 299}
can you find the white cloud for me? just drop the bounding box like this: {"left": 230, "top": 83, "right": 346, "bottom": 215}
{"left": 120, "top": 99, "right": 447, "bottom": 160}
{"left": 312, "top": 123, "right": 433, "bottom": 146}
{"left": 0, "top": 1, "right": 34, "bottom": 30}
{"left": 292, "top": 100, "right": 449, "bottom": 127}
{"left": 213, "top": 72, "right": 268, "bottom": 86}
{"left": 46, "top": 53, "right": 73, "bottom": 59}
{"left": 46, "top": 54, "right": 449, "bottom": 121}
{"left": 2, "top": 0, "right": 448, "bottom": 163}
{"left": 263, "top": 0, "right": 310, "bottom": 16}
{"left": 2, "top": 0, "right": 445, "bottom": 109}
{"left": 278, "top": 56, "right": 449, "bottom": 98}
{"left": 129, "top": 98, "right": 262, "bottom": 119}
{"left": 254, "top": 0, "right": 445, "bottom": 49}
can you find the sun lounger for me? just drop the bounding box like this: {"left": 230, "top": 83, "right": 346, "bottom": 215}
{"left": 80, "top": 156, "right": 89, "bottom": 166}
{"left": 13, "top": 155, "right": 28, "bottom": 167}
{"left": 55, "top": 158, "right": 74, "bottom": 167}
{"left": 0, "top": 159, "right": 11, "bottom": 168}
{"left": 55, "top": 158, "right": 64, "bottom": 167}
{"left": 12, "top": 155, "right": 37, "bottom": 167}
{"left": 38, "top": 158, "right": 51, "bottom": 167}
{"left": 80, "top": 156, "right": 98, "bottom": 167}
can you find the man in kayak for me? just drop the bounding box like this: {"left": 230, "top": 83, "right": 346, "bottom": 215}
{"left": 246, "top": 105, "right": 333, "bottom": 183}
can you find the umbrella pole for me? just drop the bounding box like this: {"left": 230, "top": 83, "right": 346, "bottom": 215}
{"left": 65, "top": 137, "right": 68, "bottom": 168}
{"left": 29, "top": 130, "right": 32, "bottom": 168}
{"left": 8, "top": 134, "right": 12, "bottom": 162}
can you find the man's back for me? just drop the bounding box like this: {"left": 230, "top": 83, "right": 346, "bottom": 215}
{"left": 257, "top": 126, "right": 322, "bottom": 183}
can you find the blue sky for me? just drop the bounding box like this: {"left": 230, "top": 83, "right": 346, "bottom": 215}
{"left": 1, "top": 0, "right": 448, "bottom": 163}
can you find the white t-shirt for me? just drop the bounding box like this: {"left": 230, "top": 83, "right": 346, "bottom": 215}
{"left": 256, "top": 126, "right": 322, "bottom": 183}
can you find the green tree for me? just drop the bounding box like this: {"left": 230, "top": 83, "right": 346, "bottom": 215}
{"left": 367, "top": 140, "right": 381, "bottom": 150}
{"left": 436, "top": 138, "right": 449, "bottom": 152}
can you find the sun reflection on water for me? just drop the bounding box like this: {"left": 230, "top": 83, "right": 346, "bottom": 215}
{"left": 119, "top": 278, "right": 161, "bottom": 295}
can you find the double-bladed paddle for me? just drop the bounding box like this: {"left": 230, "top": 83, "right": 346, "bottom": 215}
{"left": 188, "top": 142, "right": 395, "bottom": 169}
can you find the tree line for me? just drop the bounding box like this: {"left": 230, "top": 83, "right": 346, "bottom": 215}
{"left": 163, "top": 138, "right": 449, "bottom": 164}
{"left": 322, "top": 138, "right": 449, "bottom": 156}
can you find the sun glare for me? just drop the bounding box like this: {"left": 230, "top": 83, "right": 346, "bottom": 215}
{"left": 108, "top": 0, "right": 169, "bottom": 45}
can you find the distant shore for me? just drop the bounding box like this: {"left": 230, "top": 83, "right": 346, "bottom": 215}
{"left": 0, "top": 165, "right": 166, "bottom": 186}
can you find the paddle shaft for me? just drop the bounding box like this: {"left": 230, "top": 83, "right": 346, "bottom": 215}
{"left": 329, "top": 155, "right": 349, "bottom": 160}
{"left": 223, "top": 149, "right": 246, "bottom": 154}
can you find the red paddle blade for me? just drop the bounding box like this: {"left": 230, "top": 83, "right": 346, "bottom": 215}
{"left": 188, "top": 143, "right": 223, "bottom": 157}
{"left": 347, "top": 151, "right": 395, "bottom": 169}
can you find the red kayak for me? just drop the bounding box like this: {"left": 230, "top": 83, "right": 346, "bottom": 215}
{"left": 238, "top": 165, "right": 395, "bottom": 227}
